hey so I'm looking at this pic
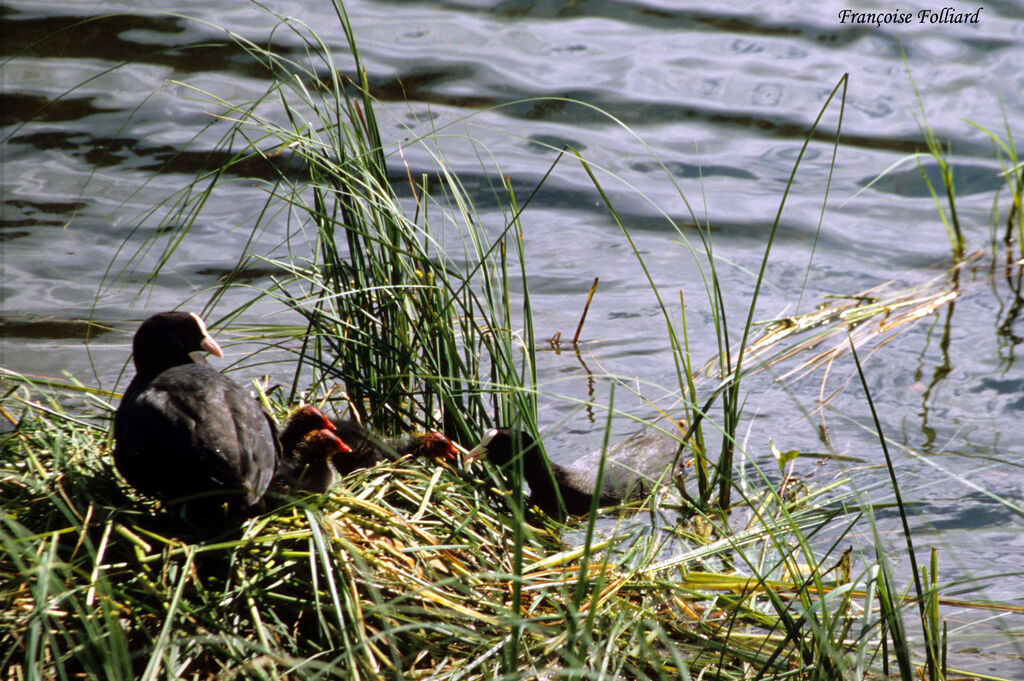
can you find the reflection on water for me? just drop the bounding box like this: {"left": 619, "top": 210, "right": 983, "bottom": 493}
{"left": 2, "top": 0, "right": 1023, "bottom": 673}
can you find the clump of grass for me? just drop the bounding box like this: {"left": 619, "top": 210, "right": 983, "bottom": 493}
{"left": 967, "top": 115, "right": 1024, "bottom": 256}
{"left": 867, "top": 61, "right": 1024, "bottom": 264}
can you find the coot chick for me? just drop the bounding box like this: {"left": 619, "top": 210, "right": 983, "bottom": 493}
{"left": 113, "top": 311, "right": 278, "bottom": 519}
{"left": 278, "top": 404, "right": 338, "bottom": 455}
{"left": 329, "top": 419, "right": 458, "bottom": 476}
{"left": 272, "top": 426, "right": 352, "bottom": 494}
{"left": 467, "top": 426, "right": 686, "bottom": 517}
{"left": 267, "top": 405, "right": 351, "bottom": 495}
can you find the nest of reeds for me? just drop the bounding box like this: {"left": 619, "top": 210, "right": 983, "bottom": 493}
{"left": 1, "top": 391, "right": 865, "bottom": 681}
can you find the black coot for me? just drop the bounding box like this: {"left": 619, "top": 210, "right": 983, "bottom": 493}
{"left": 271, "top": 406, "right": 352, "bottom": 494}
{"left": 329, "top": 419, "right": 458, "bottom": 476}
{"left": 467, "top": 426, "right": 686, "bottom": 517}
{"left": 113, "top": 311, "right": 278, "bottom": 518}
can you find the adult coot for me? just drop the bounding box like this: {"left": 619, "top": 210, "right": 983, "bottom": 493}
{"left": 467, "top": 426, "right": 686, "bottom": 517}
{"left": 329, "top": 419, "right": 458, "bottom": 476}
{"left": 113, "top": 311, "right": 278, "bottom": 518}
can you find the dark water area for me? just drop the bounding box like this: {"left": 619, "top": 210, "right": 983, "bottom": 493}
{"left": 3, "top": 0, "right": 1024, "bottom": 674}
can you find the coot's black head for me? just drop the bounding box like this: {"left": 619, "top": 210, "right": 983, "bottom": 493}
{"left": 466, "top": 428, "right": 541, "bottom": 469}
{"left": 466, "top": 428, "right": 567, "bottom": 517}
{"left": 131, "top": 311, "right": 223, "bottom": 378}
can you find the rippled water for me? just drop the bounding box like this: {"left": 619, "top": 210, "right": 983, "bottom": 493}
{"left": 3, "top": 0, "right": 1023, "bottom": 674}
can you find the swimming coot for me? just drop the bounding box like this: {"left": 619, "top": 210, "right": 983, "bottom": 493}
{"left": 329, "top": 419, "right": 458, "bottom": 476}
{"left": 467, "top": 426, "right": 686, "bottom": 517}
{"left": 113, "top": 311, "right": 278, "bottom": 518}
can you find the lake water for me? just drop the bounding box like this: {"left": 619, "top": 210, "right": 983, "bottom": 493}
{"left": 3, "top": 0, "right": 1023, "bottom": 675}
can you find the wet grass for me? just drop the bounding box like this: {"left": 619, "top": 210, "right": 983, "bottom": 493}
{"left": 3, "top": 1, "right": 1023, "bottom": 679}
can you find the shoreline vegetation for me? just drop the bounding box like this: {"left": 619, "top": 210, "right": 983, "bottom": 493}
{"left": 2, "top": 2, "right": 1022, "bottom": 679}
